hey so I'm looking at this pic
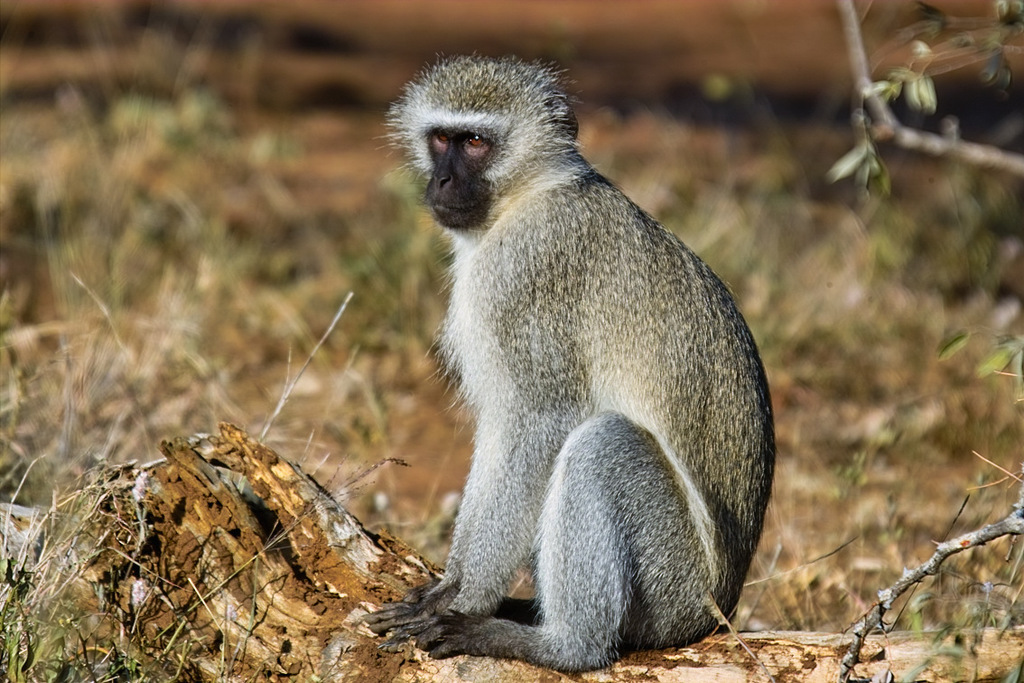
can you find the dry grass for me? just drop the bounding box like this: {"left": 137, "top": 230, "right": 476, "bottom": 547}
{"left": 2, "top": 45, "right": 1023, "bottom": 680}
{"left": 2, "top": 470, "right": 163, "bottom": 681}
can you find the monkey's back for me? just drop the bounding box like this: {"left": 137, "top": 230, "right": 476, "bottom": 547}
{"left": 447, "top": 168, "right": 775, "bottom": 611}
{"left": 577, "top": 174, "right": 774, "bottom": 619}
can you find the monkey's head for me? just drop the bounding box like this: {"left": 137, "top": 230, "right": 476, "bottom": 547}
{"left": 388, "top": 55, "right": 580, "bottom": 231}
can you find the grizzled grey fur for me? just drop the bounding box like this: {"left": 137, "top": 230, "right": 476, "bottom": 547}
{"left": 365, "top": 55, "right": 775, "bottom": 673}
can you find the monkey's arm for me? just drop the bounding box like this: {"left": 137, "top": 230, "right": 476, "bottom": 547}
{"left": 366, "top": 412, "right": 566, "bottom": 635}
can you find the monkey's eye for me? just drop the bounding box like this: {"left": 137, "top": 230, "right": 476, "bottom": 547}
{"left": 463, "top": 135, "right": 491, "bottom": 157}
{"left": 430, "top": 133, "right": 451, "bottom": 154}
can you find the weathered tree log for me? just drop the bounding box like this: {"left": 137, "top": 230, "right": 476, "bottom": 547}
{"left": 16, "top": 423, "right": 1022, "bottom": 682}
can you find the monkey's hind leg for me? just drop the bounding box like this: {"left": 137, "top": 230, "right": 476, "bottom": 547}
{"left": 416, "top": 412, "right": 701, "bottom": 672}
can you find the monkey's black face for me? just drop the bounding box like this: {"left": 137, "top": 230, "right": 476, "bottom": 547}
{"left": 425, "top": 130, "right": 494, "bottom": 230}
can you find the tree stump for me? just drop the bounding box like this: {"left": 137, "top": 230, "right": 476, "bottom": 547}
{"left": 10, "top": 423, "right": 1021, "bottom": 682}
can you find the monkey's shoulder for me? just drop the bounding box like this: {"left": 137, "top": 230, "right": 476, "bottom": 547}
{"left": 526, "top": 173, "right": 716, "bottom": 279}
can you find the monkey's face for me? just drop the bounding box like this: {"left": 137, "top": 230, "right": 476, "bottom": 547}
{"left": 425, "top": 129, "right": 495, "bottom": 230}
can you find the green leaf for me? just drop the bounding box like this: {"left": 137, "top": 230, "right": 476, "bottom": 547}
{"left": 867, "top": 154, "right": 891, "bottom": 196}
{"left": 868, "top": 80, "right": 902, "bottom": 102}
{"left": 827, "top": 144, "right": 869, "bottom": 183}
{"left": 917, "top": 75, "right": 937, "bottom": 114}
{"left": 905, "top": 76, "right": 938, "bottom": 114}
{"left": 981, "top": 50, "right": 1012, "bottom": 90}
{"left": 994, "top": 0, "right": 1023, "bottom": 23}
{"left": 888, "top": 67, "right": 916, "bottom": 84}
{"left": 938, "top": 331, "right": 970, "bottom": 359}
{"left": 977, "top": 346, "right": 1014, "bottom": 378}
{"left": 1011, "top": 348, "right": 1024, "bottom": 399}
{"left": 905, "top": 78, "right": 921, "bottom": 111}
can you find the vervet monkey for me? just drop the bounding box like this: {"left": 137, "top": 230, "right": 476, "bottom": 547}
{"left": 365, "top": 55, "right": 775, "bottom": 672}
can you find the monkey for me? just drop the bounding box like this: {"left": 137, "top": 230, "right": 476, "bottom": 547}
{"left": 364, "top": 55, "right": 775, "bottom": 673}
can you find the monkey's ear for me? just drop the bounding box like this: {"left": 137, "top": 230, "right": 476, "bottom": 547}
{"left": 546, "top": 94, "right": 579, "bottom": 140}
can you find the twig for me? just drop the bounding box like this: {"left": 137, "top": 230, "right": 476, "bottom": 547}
{"left": 260, "top": 292, "right": 353, "bottom": 440}
{"left": 707, "top": 597, "right": 776, "bottom": 683}
{"left": 838, "top": 474, "right": 1024, "bottom": 682}
{"left": 835, "top": 0, "right": 1024, "bottom": 178}
{"left": 71, "top": 272, "right": 132, "bottom": 361}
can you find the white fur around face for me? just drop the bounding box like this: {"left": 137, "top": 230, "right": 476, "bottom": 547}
{"left": 442, "top": 230, "right": 507, "bottom": 413}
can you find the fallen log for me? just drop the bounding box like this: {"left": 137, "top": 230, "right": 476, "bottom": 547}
{"left": 3, "top": 423, "right": 1021, "bottom": 682}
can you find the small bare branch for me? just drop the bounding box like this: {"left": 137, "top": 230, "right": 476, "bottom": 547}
{"left": 836, "top": 0, "right": 1024, "bottom": 178}
{"left": 838, "top": 473, "right": 1024, "bottom": 682}
{"left": 260, "top": 292, "right": 353, "bottom": 440}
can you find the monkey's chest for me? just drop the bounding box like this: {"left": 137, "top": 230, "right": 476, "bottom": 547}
{"left": 443, "top": 260, "right": 585, "bottom": 407}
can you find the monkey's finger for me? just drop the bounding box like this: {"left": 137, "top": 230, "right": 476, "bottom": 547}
{"left": 383, "top": 615, "right": 438, "bottom": 642}
{"left": 377, "top": 635, "right": 412, "bottom": 652}
{"left": 401, "top": 577, "right": 441, "bottom": 603}
{"left": 418, "top": 621, "right": 472, "bottom": 658}
{"left": 362, "top": 603, "right": 422, "bottom": 633}
{"left": 412, "top": 612, "right": 477, "bottom": 652}
{"left": 412, "top": 624, "right": 447, "bottom": 650}
{"left": 377, "top": 617, "right": 437, "bottom": 650}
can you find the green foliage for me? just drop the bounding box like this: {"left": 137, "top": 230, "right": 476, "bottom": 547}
{"left": 826, "top": 136, "right": 891, "bottom": 196}
{"left": 835, "top": 450, "right": 872, "bottom": 494}
{"left": 832, "top": 0, "right": 1022, "bottom": 195}
{"left": 1003, "top": 659, "right": 1024, "bottom": 683}
{"left": 1, "top": 556, "right": 38, "bottom": 683}
{"left": 1, "top": 540, "right": 71, "bottom": 683}
{"left": 937, "top": 331, "right": 971, "bottom": 360}
{"left": 109, "top": 91, "right": 233, "bottom": 148}
{"left": 940, "top": 331, "right": 1024, "bottom": 399}
{"left": 890, "top": 68, "right": 939, "bottom": 115}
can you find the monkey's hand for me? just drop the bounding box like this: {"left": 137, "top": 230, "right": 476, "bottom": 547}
{"left": 403, "top": 611, "right": 492, "bottom": 660}
{"left": 363, "top": 578, "right": 459, "bottom": 643}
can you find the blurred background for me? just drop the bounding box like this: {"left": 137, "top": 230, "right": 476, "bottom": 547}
{"left": 1, "top": 0, "right": 1022, "bottom": 638}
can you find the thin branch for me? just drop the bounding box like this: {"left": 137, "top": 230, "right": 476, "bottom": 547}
{"left": 836, "top": 0, "right": 1024, "bottom": 178}
{"left": 260, "top": 292, "right": 353, "bottom": 440}
{"left": 708, "top": 597, "right": 776, "bottom": 683}
{"left": 838, "top": 475, "right": 1024, "bottom": 683}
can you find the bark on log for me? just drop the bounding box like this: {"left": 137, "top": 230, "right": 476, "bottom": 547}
{"left": 16, "top": 423, "right": 1022, "bottom": 682}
